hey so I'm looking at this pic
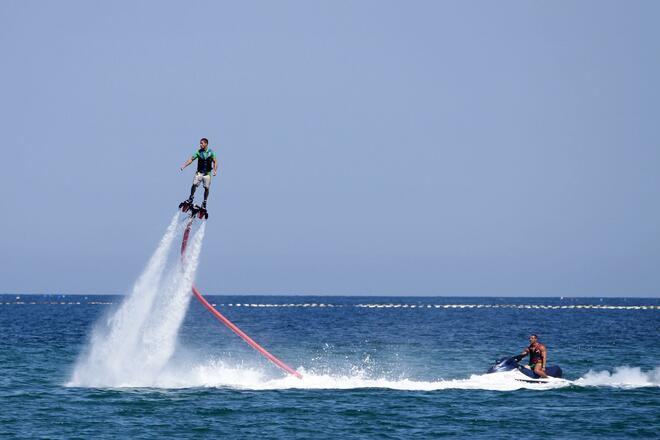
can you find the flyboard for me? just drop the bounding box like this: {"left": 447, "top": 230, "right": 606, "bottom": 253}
{"left": 179, "top": 199, "right": 208, "bottom": 219}
{"left": 180, "top": 203, "right": 302, "bottom": 379}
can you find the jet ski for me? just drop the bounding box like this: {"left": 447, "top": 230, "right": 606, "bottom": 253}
{"left": 487, "top": 355, "right": 566, "bottom": 384}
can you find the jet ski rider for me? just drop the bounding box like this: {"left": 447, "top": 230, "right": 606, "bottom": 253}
{"left": 180, "top": 138, "right": 218, "bottom": 209}
{"left": 519, "top": 334, "right": 548, "bottom": 378}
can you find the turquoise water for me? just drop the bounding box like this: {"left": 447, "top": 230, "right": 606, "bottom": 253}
{"left": 1, "top": 294, "right": 658, "bottom": 439}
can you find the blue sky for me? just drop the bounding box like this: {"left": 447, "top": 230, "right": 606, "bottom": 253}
{"left": 1, "top": 1, "right": 658, "bottom": 296}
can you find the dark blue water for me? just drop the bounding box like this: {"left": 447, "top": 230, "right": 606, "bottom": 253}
{"left": 1, "top": 294, "right": 658, "bottom": 439}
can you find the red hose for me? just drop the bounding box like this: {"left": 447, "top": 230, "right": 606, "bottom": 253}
{"left": 181, "top": 220, "right": 302, "bottom": 379}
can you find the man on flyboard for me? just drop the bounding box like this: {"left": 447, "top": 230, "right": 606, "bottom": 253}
{"left": 179, "top": 137, "right": 218, "bottom": 219}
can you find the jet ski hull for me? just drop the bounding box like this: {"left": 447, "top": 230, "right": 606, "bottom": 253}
{"left": 487, "top": 356, "right": 566, "bottom": 384}
{"left": 514, "top": 365, "right": 567, "bottom": 384}
{"left": 488, "top": 368, "right": 568, "bottom": 385}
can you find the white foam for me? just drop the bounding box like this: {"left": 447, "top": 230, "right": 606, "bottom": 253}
{"left": 104, "top": 358, "right": 567, "bottom": 391}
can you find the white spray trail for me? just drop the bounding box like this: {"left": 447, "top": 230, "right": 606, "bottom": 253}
{"left": 139, "top": 221, "right": 206, "bottom": 377}
{"left": 573, "top": 366, "right": 660, "bottom": 388}
{"left": 69, "top": 215, "right": 206, "bottom": 388}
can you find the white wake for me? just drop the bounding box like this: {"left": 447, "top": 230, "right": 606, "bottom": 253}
{"left": 91, "top": 356, "right": 660, "bottom": 391}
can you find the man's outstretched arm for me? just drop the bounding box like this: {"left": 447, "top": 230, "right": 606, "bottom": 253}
{"left": 213, "top": 158, "right": 218, "bottom": 176}
{"left": 180, "top": 156, "right": 196, "bottom": 171}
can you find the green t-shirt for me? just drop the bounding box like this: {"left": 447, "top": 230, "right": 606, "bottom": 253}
{"left": 192, "top": 149, "right": 216, "bottom": 161}
{"left": 192, "top": 149, "right": 216, "bottom": 175}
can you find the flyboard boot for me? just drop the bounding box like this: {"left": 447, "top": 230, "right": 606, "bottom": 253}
{"left": 196, "top": 200, "right": 209, "bottom": 219}
{"left": 179, "top": 196, "right": 194, "bottom": 213}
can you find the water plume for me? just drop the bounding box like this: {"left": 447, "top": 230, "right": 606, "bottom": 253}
{"left": 69, "top": 214, "right": 205, "bottom": 387}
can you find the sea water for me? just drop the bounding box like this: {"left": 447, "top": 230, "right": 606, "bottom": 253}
{"left": 1, "top": 295, "right": 657, "bottom": 438}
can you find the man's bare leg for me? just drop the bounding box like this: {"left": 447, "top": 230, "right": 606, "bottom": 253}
{"left": 534, "top": 365, "right": 548, "bottom": 378}
{"left": 202, "top": 188, "right": 209, "bottom": 207}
